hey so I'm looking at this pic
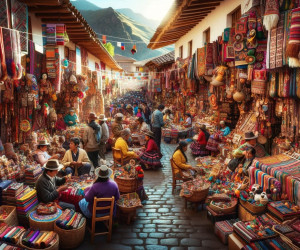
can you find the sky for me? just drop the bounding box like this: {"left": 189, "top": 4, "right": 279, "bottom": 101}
{"left": 87, "top": 0, "right": 174, "bottom": 21}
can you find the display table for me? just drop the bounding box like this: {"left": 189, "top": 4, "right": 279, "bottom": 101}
{"left": 29, "top": 209, "right": 62, "bottom": 231}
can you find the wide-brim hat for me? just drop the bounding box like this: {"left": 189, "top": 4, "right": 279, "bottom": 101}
{"left": 44, "top": 159, "right": 63, "bottom": 171}
{"left": 144, "top": 130, "right": 154, "bottom": 138}
{"left": 99, "top": 114, "right": 108, "bottom": 121}
{"left": 115, "top": 113, "right": 124, "bottom": 119}
{"left": 95, "top": 165, "right": 113, "bottom": 178}
{"left": 37, "top": 140, "right": 50, "bottom": 146}
{"left": 244, "top": 131, "right": 258, "bottom": 140}
{"left": 88, "top": 112, "right": 97, "bottom": 120}
{"left": 69, "top": 108, "right": 75, "bottom": 113}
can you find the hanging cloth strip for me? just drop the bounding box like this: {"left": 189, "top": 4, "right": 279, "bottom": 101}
{"left": 275, "top": 13, "right": 284, "bottom": 68}
{"left": 0, "top": 0, "right": 8, "bottom": 28}
{"left": 26, "top": 40, "right": 35, "bottom": 75}
{"left": 0, "top": 27, "right": 7, "bottom": 81}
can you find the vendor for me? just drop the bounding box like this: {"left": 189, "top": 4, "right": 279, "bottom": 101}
{"left": 61, "top": 137, "right": 91, "bottom": 176}
{"left": 220, "top": 121, "right": 230, "bottom": 136}
{"left": 79, "top": 165, "right": 120, "bottom": 218}
{"left": 112, "top": 113, "right": 124, "bottom": 140}
{"left": 183, "top": 113, "right": 192, "bottom": 127}
{"left": 136, "top": 108, "right": 145, "bottom": 120}
{"left": 34, "top": 140, "right": 59, "bottom": 166}
{"left": 233, "top": 131, "right": 268, "bottom": 158}
{"left": 64, "top": 108, "right": 79, "bottom": 127}
{"left": 163, "top": 109, "right": 172, "bottom": 122}
{"left": 114, "top": 129, "right": 138, "bottom": 162}
{"left": 136, "top": 117, "right": 150, "bottom": 133}
{"left": 242, "top": 147, "right": 256, "bottom": 175}
{"left": 140, "top": 131, "right": 162, "bottom": 169}
{"left": 172, "top": 141, "right": 196, "bottom": 179}
{"left": 190, "top": 124, "right": 210, "bottom": 157}
{"left": 36, "top": 159, "right": 74, "bottom": 209}
{"left": 55, "top": 111, "right": 66, "bottom": 131}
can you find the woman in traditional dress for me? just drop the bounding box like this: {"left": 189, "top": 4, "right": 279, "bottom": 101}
{"left": 190, "top": 124, "right": 210, "bottom": 157}
{"left": 220, "top": 121, "right": 231, "bottom": 136}
{"left": 140, "top": 131, "right": 162, "bottom": 169}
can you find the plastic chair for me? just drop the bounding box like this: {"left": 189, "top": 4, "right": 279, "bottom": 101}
{"left": 112, "top": 147, "right": 124, "bottom": 166}
{"left": 88, "top": 196, "right": 115, "bottom": 243}
{"left": 170, "top": 158, "right": 185, "bottom": 194}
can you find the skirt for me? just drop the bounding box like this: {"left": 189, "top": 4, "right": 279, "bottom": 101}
{"left": 206, "top": 135, "right": 220, "bottom": 152}
{"left": 190, "top": 142, "right": 210, "bottom": 156}
{"left": 140, "top": 151, "right": 162, "bottom": 167}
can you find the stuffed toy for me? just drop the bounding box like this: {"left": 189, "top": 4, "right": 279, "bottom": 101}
{"left": 260, "top": 192, "right": 268, "bottom": 205}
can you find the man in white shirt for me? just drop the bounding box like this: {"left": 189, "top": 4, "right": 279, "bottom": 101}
{"left": 98, "top": 114, "right": 109, "bottom": 160}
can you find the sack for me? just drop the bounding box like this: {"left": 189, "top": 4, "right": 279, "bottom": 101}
{"left": 228, "top": 157, "right": 244, "bottom": 172}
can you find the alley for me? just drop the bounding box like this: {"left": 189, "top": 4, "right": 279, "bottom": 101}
{"left": 79, "top": 143, "right": 228, "bottom": 250}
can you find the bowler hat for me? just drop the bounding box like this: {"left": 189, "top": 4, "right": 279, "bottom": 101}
{"left": 88, "top": 112, "right": 97, "bottom": 120}
{"left": 244, "top": 131, "right": 258, "bottom": 140}
{"left": 95, "top": 165, "right": 113, "bottom": 178}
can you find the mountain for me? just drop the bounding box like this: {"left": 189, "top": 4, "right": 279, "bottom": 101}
{"left": 116, "top": 8, "right": 160, "bottom": 30}
{"left": 71, "top": 0, "right": 100, "bottom": 11}
{"left": 78, "top": 7, "right": 173, "bottom": 61}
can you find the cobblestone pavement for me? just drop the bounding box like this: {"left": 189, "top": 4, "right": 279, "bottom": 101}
{"left": 78, "top": 142, "right": 229, "bottom": 250}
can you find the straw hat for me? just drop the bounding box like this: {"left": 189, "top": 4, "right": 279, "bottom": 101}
{"left": 95, "top": 165, "right": 113, "bottom": 178}
{"left": 37, "top": 140, "right": 50, "bottom": 146}
{"left": 44, "top": 159, "right": 63, "bottom": 171}
{"left": 99, "top": 114, "right": 107, "bottom": 121}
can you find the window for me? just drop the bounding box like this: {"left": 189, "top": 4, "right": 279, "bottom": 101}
{"left": 188, "top": 40, "right": 193, "bottom": 57}
{"left": 231, "top": 6, "right": 241, "bottom": 28}
{"left": 179, "top": 45, "right": 183, "bottom": 59}
{"left": 204, "top": 28, "right": 210, "bottom": 45}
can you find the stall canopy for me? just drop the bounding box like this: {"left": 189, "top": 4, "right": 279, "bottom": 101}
{"left": 20, "top": 0, "right": 123, "bottom": 71}
{"left": 148, "top": 0, "right": 224, "bottom": 49}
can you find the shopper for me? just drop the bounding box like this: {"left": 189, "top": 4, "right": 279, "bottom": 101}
{"left": 79, "top": 165, "right": 120, "bottom": 218}
{"left": 112, "top": 113, "right": 124, "bottom": 141}
{"left": 83, "top": 113, "right": 101, "bottom": 169}
{"left": 99, "top": 114, "right": 109, "bottom": 161}
{"left": 61, "top": 137, "right": 91, "bottom": 176}
{"left": 34, "top": 140, "right": 59, "bottom": 166}
{"left": 136, "top": 117, "right": 150, "bottom": 133}
{"left": 190, "top": 124, "right": 210, "bottom": 157}
{"left": 151, "top": 104, "right": 165, "bottom": 151}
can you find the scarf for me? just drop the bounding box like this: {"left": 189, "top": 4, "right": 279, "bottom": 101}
{"left": 286, "top": 7, "right": 300, "bottom": 67}
{"left": 264, "top": 0, "right": 280, "bottom": 31}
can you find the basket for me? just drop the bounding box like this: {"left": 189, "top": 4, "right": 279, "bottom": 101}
{"left": 19, "top": 231, "right": 59, "bottom": 250}
{"left": 54, "top": 218, "right": 86, "bottom": 249}
{"left": 29, "top": 209, "right": 62, "bottom": 231}
{"left": 272, "top": 223, "right": 299, "bottom": 250}
{"left": 0, "top": 205, "right": 18, "bottom": 226}
{"left": 115, "top": 177, "right": 137, "bottom": 193}
{"left": 238, "top": 204, "right": 257, "bottom": 222}
{"left": 117, "top": 192, "right": 142, "bottom": 213}
{"left": 184, "top": 186, "right": 209, "bottom": 202}
{"left": 209, "top": 199, "right": 238, "bottom": 214}
{"left": 240, "top": 199, "right": 266, "bottom": 214}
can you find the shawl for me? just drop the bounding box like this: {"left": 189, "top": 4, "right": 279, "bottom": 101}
{"left": 263, "top": 0, "right": 280, "bottom": 31}
{"left": 286, "top": 7, "right": 300, "bottom": 67}
{"left": 197, "top": 47, "right": 205, "bottom": 76}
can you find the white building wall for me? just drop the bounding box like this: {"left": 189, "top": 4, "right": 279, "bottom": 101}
{"left": 174, "top": 0, "right": 246, "bottom": 59}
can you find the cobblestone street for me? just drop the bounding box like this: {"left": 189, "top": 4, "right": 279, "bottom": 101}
{"left": 79, "top": 142, "right": 229, "bottom": 250}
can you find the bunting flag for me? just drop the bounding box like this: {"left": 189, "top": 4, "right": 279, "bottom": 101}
{"left": 117, "top": 42, "right": 121, "bottom": 47}
{"left": 102, "top": 35, "right": 106, "bottom": 44}
{"left": 121, "top": 43, "right": 125, "bottom": 50}
{"left": 131, "top": 44, "right": 137, "bottom": 54}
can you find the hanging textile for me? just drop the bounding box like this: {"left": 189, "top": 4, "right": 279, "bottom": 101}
{"left": 197, "top": 47, "right": 205, "bottom": 76}
{"left": 0, "top": 27, "right": 7, "bottom": 81}
{"left": 269, "top": 27, "right": 277, "bottom": 69}
{"left": 11, "top": 0, "right": 28, "bottom": 53}
{"left": 56, "top": 24, "right": 65, "bottom": 45}
{"left": 26, "top": 40, "right": 35, "bottom": 75}
{"left": 41, "top": 24, "right": 46, "bottom": 46}
{"left": 46, "top": 24, "right": 56, "bottom": 46}
{"left": 205, "top": 43, "right": 214, "bottom": 75}
{"left": 0, "top": 0, "right": 9, "bottom": 28}
{"left": 263, "top": 0, "right": 280, "bottom": 31}
{"left": 34, "top": 51, "right": 43, "bottom": 81}
{"left": 286, "top": 7, "right": 300, "bottom": 67}
{"left": 275, "top": 13, "right": 284, "bottom": 68}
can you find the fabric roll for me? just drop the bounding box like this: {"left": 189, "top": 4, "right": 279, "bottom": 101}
{"left": 41, "top": 231, "right": 56, "bottom": 248}
{"left": 34, "top": 232, "right": 47, "bottom": 248}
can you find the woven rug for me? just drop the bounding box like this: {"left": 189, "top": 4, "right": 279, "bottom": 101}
{"left": 11, "top": 0, "right": 28, "bottom": 52}
{"left": 55, "top": 24, "right": 65, "bottom": 45}
{"left": 276, "top": 13, "right": 284, "bottom": 68}
{"left": 46, "top": 24, "right": 56, "bottom": 46}
{"left": 269, "top": 27, "right": 277, "bottom": 69}
{"left": 205, "top": 43, "right": 213, "bottom": 75}
{"left": 197, "top": 47, "right": 205, "bottom": 76}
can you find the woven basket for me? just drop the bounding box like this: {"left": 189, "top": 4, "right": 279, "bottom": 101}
{"left": 184, "top": 186, "right": 209, "bottom": 202}
{"left": 117, "top": 192, "right": 142, "bottom": 213}
{"left": 240, "top": 199, "right": 266, "bottom": 214}
{"left": 54, "top": 219, "right": 86, "bottom": 249}
{"left": 19, "top": 231, "right": 59, "bottom": 250}
{"left": 238, "top": 204, "right": 257, "bottom": 222}
{"left": 0, "top": 206, "right": 18, "bottom": 226}
{"left": 209, "top": 199, "right": 238, "bottom": 214}
{"left": 115, "top": 177, "right": 137, "bottom": 193}
{"left": 29, "top": 209, "right": 62, "bottom": 231}
{"left": 272, "top": 223, "right": 299, "bottom": 250}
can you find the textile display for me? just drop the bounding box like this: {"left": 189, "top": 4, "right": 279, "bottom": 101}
{"left": 251, "top": 69, "right": 267, "bottom": 94}
{"left": 275, "top": 13, "right": 284, "bottom": 68}
{"left": 0, "top": 223, "right": 25, "bottom": 245}
{"left": 26, "top": 40, "right": 35, "bottom": 75}
{"left": 242, "top": 237, "right": 293, "bottom": 250}
{"left": 24, "top": 165, "right": 42, "bottom": 186}
{"left": 0, "top": 27, "right": 7, "bottom": 81}
{"left": 41, "top": 24, "right": 46, "bottom": 46}
{"left": 214, "top": 219, "right": 240, "bottom": 244}
{"left": 30, "top": 209, "right": 62, "bottom": 222}
{"left": 236, "top": 16, "right": 248, "bottom": 34}
{"left": 197, "top": 47, "right": 205, "bottom": 76}
{"left": 205, "top": 43, "right": 214, "bottom": 75}
{"left": 269, "top": 27, "right": 277, "bottom": 69}
{"left": 268, "top": 200, "right": 300, "bottom": 221}
{"left": 46, "top": 24, "right": 56, "bottom": 46}
{"left": 11, "top": 0, "right": 28, "bottom": 52}
{"left": 55, "top": 209, "right": 85, "bottom": 230}
{"left": 283, "top": 10, "right": 292, "bottom": 66}
{"left": 286, "top": 7, "right": 300, "bottom": 67}
{"left": 263, "top": 0, "right": 280, "bottom": 31}
{"left": 252, "top": 154, "right": 300, "bottom": 206}
{"left": 55, "top": 24, "right": 65, "bottom": 45}
{"left": 21, "top": 230, "right": 57, "bottom": 248}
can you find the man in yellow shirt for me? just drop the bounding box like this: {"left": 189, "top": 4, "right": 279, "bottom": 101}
{"left": 114, "top": 129, "right": 138, "bottom": 163}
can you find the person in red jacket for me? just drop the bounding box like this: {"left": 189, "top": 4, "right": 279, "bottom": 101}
{"left": 140, "top": 131, "right": 162, "bottom": 169}
{"left": 55, "top": 111, "right": 66, "bottom": 132}
{"left": 190, "top": 124, "right": 210, "bottom": 157}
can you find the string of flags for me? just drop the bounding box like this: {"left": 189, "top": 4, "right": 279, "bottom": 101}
{"left": 103, "top": 35, "right": 136, "bottom": 54}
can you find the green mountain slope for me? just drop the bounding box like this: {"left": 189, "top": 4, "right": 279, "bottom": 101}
{"left": 71, "top": 0, "right": 100, "bottom": 11}
{"left": 79, "top": 8, "right": 173, "bottom": 61}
